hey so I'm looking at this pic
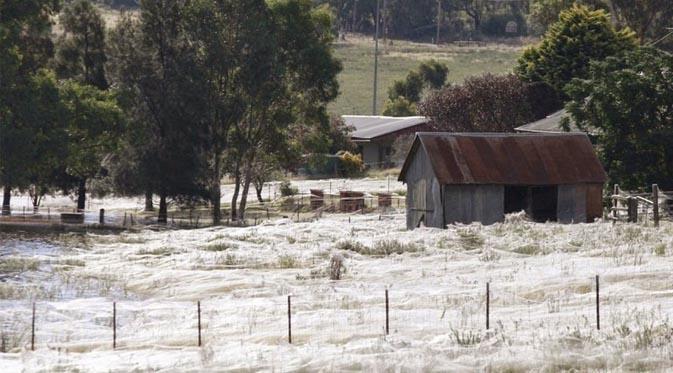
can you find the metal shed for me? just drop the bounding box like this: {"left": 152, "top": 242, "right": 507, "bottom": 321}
{"left": 398, "top": 133, "right": 607, "bottom": 229}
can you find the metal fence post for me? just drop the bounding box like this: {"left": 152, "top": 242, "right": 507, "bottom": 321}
{"left": 486, "top": 282, "right": 490, "bottom": 330}
{"left": 596, "top": 275, "right": 600, "bottom": 330}
{"left": 287, "top": 295, "right": 292, "bottom": 344}
{"left": 385, "top": 289, "right": 389, "bottom": 335}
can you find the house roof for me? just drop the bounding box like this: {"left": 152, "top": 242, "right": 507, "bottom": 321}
{"left": 343, "top": 115, "right": 429, "bottom": 142}
{"left": 515, "top": 109, "right": 582, "bottom": 134}
{"left": 398, "top": 132, "right": 607, "bottom": 185}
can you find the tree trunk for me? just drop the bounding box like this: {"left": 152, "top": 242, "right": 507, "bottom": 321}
{"left": 77, "top": 179, "right": 86, "bottom": 211}
{"left": 230, "top": 167, "right": 241, "bottom": 221}
{"left": 211, "top": 156, "right": 222, "bottom": 225}
{"left": 158, "top": 193, "right": 167, "bottom": 224}
{"left": 144, "top": 191, "right": 154, "bottom": 212}
{"left": 2, "top": 185, "right": 10, "bottom": 216}
{"left": 237, "top": 165, "right": 253, "bottom": 222}
{"left": 255, "top": 181, "right": 264, "bottom": 204}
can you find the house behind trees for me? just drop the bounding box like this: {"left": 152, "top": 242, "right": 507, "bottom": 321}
{"left": 398, "top": 133, "right": 607, "bottom": 229}
{"left": 343, "top": 115, "right": 429, "bottom": 168}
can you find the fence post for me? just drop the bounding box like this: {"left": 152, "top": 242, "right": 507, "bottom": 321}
{"left": 287, "top": 295, "right": 292, "bottom": 344}
{"left": 31, "top": 302, "right": 35, "bottom": 351}
{"left": 612, "top": 184, "right": 619, "bottom": 222}
{"left": 100, "top": 209, "right": 105, "bottom": 225}
{"left": 123, "top": 213, "right": 127, "bottom": 226}
{"left": 113, "top": 302, "right": 116, "bottom": 349}
{"left": 197, "top": 301, "right": 202, "bottom": 347}
{"left": 653, "top": 184, "right": 659, "bottom": 228}
{"left": 385, "top": 289, "right": 389, "bottom": 335}
{"left": 596, "top": 275, "right": 600, "bottom": 330}
{"left": 486, "top": 282, "right": 490, "bottom": 330}
{"left": 627, "top": 197, "right": 638, "bottom": 223}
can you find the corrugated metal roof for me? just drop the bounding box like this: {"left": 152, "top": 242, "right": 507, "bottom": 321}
{"left": 399, "top": 132, "right": 607, "bottom": 185}
{"left": 343, "top": 115, "right": 429, "bottom": 141}
{"left": 515, "top": 109, "right": 586, "bottom": 134}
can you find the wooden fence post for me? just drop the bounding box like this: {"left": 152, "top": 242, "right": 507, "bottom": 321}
{"left": 385, "top": 289, "right": 389, "bottom": 335}
{"left": 197, "top": 301, "right": 202, "bottom": 347}
{"left": 113, "top": 302, "right": 116, "bottom": 349}
{"left": 653, "top": 184, "right": 659, "bottom": 227}
{"left": 612, "top": 184, "right": 619, "bottom": 222}
{"left": 596, "top": 275, "right": 600, "bottom": 330}
{"left": 31, "top": 302, "right": 35, "bottom": 351}
{"left": 287, "top": 295, "right": 292, "bottom": 344}
{"left": 99, "top": 209, "right": 105, "bottom": 225}
{"left": 486, "top": 282, "right": 490, "bottom": 330}
{"left": 627, "top": 197, "right": 638, "bottom": 223}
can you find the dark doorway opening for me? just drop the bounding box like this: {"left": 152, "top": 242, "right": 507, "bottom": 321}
{"left": 504, "top": 186, "right": 528, "bottom": 214}
{"left": 530, "top": 186, "right": 558, "bottom": 222}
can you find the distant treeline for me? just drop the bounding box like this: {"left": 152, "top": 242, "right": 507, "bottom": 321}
{"left": 316, "top": 0, "right": 673, "bottom": 44}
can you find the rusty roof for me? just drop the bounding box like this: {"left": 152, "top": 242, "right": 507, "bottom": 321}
{"left": 398, "top": 133, "right": 607, "bottom": 185}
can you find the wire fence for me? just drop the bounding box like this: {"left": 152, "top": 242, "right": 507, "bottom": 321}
{"left": 4, "top": 275, "right": 668, "bottom": 354}
{"left": 0, "top": 193, "right": 407, "bottom": 230}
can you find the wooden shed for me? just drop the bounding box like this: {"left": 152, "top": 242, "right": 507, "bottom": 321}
{"left": 398, "top": 133, "right": 607, "bottom": 229}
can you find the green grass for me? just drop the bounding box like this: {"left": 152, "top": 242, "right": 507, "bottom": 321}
{"left": 330, "top": 34, "right": 523, "bottom": 115}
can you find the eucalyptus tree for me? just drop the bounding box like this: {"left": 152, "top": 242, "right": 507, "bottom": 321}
{"left": 230, "top": 0, "right": 342, "bottom": 220}
{"left": 107, "top": 2, "right": 205, "bottom": 223}
{"left": 0, "top": 0, "right": 61, "bottom": 214}
{"left": 55, "top": 0, "right": 109, "bottom": 89}
{"left": 183, "top": 0, "right": 273, "bottom": 224}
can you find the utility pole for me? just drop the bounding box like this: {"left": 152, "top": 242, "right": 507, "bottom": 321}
{"left": 373, "top": 0, "right": 380, "bottom": 115}
{"left": 436, "top": 0, "right": 441, "bottom": 45}
{"left": 382, "top": 0, "right": 388, "bottom": 53}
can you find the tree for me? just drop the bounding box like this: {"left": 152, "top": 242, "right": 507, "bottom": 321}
{"left": 610, "top": 0, "right": 673, "bottom": 44}
{"left": 565, "top": 47, "right": 673, "bottom": 189}
{"left": 528, "top": 0, "right": 607, "bottom": 35}
{"left": 59, "top": 80, "right": 124, "bottom": 210}
{"left": 55, "top": 0, "right": 109, "bottom": 89}
{"left": 418, "top": 60, "right": 449, "bottom": 89}
{"left": 419, "top": 73, "right": 536, "bottom": 132}
{"left": 382, "top": 96, "right": 416, "bottom": 116}
{"left": 388, "top": 71, "right": 424, "bottom": 103}
{"left": 383, "top": 60, "right": 449, "bottom": 116}
{"left": 106, "top": 2, "right": 206, "bottom": 223}
{"left": 1, "top": 0, "right": 61, "bottom": 214}
{"left": 228, "top": 0, "right": 342, "bottom": 221}
{"left": 183, "top": 0, "right": 276, "bottom": 224}
{"left": 516, "top": 4, "right": 636, "bottom": 97}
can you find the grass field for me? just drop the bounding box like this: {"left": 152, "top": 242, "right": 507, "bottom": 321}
{"left": 330, "top": 34, "right": 525, "bottom": 115}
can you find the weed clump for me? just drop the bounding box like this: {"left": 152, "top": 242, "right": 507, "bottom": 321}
{"left": 653, "top": 244, "right": 667, "bottom": 256}
{"left": 329, "top": 253, "right": 345, "bottom": 280}
{"left": 201, "top": 242, "right": 237, "bottom": 252}
{"left": 278, "top": 255, "right": 299, "bottom": 269}
{"left": 513, "top": 244, "right": 540, "bottom": 256}
{"left": 136, "top": 247, "right": 175, "bottom": 256}
{"left": 457, "top": 229, "right": 485, "bottom": 251}
{"left": 335, "top": 239, "right": 422, "bottom": 256}
{"left": 0, "top": 257, "right": 39, "bottom": 273}
{"left": 451, "top": 328, "right": 481, "bottom": 346}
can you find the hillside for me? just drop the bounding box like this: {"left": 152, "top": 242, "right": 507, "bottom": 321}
{"left": 330, "top": 34, "right": 525, "bottom": 115}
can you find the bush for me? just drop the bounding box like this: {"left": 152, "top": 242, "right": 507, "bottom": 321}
{"left": 420, "top": 74, "right": 536, "bottom": 132}
{"left": 337, "top": 151, "right": 364, "bottom": 177}
{"left": 329, "top": 253, "right": 345, "bottom": 280}
{"left": 382, "top": 97, "right": 416, "bottom": 117}
{"left": 279, "top": 181, "right": 298, "bottom": 197}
